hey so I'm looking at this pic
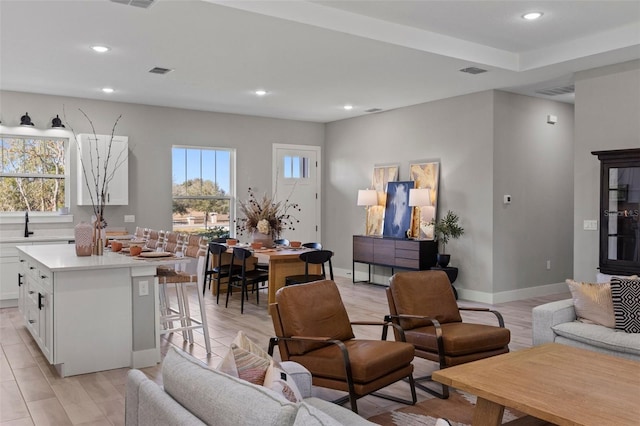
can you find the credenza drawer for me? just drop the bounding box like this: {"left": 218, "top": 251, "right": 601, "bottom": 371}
{"left": 395, "top": 257, "right": 420, "bottom": 269}
{"left": 396, "top": 249, "right": 419, "bottom": 260}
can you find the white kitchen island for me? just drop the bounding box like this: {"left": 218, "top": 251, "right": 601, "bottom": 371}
{"left": 17, "top": 244, "right": 188, "bottom": 377}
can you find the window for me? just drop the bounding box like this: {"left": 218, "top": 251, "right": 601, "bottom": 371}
{"left": 172, "top": 146, "right": 235, "bottom": 237}
{"left": 0, "top": 135, "right": 68, "bottom": 212}
{"left": 283, "top": 155, "right": 309, "bottom": 179}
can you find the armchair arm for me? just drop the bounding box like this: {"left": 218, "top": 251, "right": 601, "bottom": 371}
{"left": 383, "top": 313, "right": 445, "bottom": 368}
{"left": 459, "top": 307, "right": 506, "bottom": 327}
{"left": 268, "top": 335, "right": 356, "bottom": 403}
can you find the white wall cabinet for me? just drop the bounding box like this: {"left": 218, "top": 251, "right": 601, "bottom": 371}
{"left": 77, "top": 134, "right": 129, "bottom": 206}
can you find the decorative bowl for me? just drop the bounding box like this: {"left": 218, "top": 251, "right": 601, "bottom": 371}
{"left": 129, "top": 246, "right": 142, "bottom": 256}
{"left": 250, "top": 242, "right": 263, "bottom": 250}
{"left": 290, "top": 241, "right": 302, "bottom": 248}
{"left": 110, "top": 241, "right": 123, "bottom": 252}
{"left": 226, "top": 239, "right": 238, "bottom": 246}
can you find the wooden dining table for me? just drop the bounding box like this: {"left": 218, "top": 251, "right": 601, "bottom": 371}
{"left": 216, "top": 246, "right": 321, "bottom": 314}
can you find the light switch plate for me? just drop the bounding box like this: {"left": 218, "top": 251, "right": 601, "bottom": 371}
{"left": 583, "top": 220, "right": 598, "bottom": 231}
{"left": 124, "top": 215, "right": 135, "bottom": 223}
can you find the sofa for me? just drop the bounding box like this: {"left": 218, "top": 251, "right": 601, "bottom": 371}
{"left": 532, "top": 298, "right": 640, "bottom": 361}
{"left": 125, "top": 347, "right": 377, "bottom": 426}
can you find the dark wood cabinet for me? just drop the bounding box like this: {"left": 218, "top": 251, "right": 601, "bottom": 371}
{"left": 352, "top": 235, "right": 437, "bottom": 284}
{"left": 592, "top": 148, "right": 640, "bottom": 276}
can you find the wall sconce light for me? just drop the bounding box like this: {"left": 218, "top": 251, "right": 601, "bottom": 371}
{"left": 357, "top": 189, "right": 378, "bottom": 235}
{"left": 51, "top": 115, "right": 65, "bottom": 128}
{"left": 20, "top": 112, "right": 34, "bottom": 126}
{"left": 409, "top": 188, "right": 434, "bottom": 239}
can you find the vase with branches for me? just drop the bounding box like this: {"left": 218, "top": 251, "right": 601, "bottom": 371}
{"left": 432, "top": 210, "right": 465, "bottom": 267}
{"left": 236, "top": 187, "right": 300, "bottom": 247}
{"left": 65, "top": 108, "right": 126, "bottom": 254}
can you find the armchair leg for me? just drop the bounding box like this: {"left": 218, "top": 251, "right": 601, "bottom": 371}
{"left": 411, "top": 374, "right": 450, "bottom": 399}
{"left": 268, "top": 337, "right": 278, "bottom": 356}
{"left": 331, "top": 373, "right": 418, "bottom": 414}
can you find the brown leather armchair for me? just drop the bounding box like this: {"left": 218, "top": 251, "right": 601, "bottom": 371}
{"left": 268, "top": 279, "right": 417, "bottom": 413}
{"left": 383, "top": 270, "right": 510, "bottom": 398}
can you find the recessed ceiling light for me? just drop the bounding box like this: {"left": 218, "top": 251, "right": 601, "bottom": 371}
{"left": 91, "top": 45, "right": 110, "bottom": 53}
{"left": 522, "top": 12, "right": 543, "bottom": 20}
{"left": 101, "top": 87, "right": 114, "bottom": 93}
{"left": 344, "top": 105, "right": 353, "bottom": 110}
{"left": 255, "top": 90, "right": 267, "bottom": 96}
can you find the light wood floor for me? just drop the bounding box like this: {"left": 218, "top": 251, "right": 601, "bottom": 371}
{"left": 0, "top": 276, "right": 569, "bottom": 425}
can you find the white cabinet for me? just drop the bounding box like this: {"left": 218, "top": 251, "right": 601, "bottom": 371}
{"left": 19, "top": 253, "right": 53, "bottom": 363}
{"left": 77, "top": 134, "right": 129, "bottom": 206}
{"left": 1, "top": 243, "right": 27, "bottom": 308}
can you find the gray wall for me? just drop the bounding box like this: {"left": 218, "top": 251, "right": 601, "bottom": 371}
{"left": 0, "top": 91, "right": 324, "bottom": 232}
{"left": 325, "top": 90, "right": 575, "bottom": 301}
{"left": 492, "top": 91, "right": 574, "bottom": 293}
{"left": 573, "top": 60, "right": 640, "bottom": 281}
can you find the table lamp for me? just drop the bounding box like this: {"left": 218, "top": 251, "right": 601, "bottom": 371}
{"left": 409, "top": 188, "right": 432, "bottom": 239}
{"left": 357, "top": 189, "right": 378, "bottom": 235}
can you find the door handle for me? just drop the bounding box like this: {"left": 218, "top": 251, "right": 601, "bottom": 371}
{"left": 18, "top": 273, "right": 24, "bottom": 287}
{"left": 38, "top": 293, "right": 44, "bottom": 310}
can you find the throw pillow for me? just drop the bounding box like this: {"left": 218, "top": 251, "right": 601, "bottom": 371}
{"left": 232, "top": 330, "right": 272, "bottom": 360}
{"left": 566, "top": 279, "right": 615, "bottom": 328}
{"left": 263, "top": 360, "right": 303, "bottom": 403}
{"left": 217, "top": 343, "right": 271, "bottom": 385}
{"left": 610, "top": 278, "right": 640, "bottom": 333}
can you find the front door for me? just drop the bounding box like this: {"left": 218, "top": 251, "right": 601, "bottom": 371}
{"left": 272, "top": 144, "right": 321, "bottom": 244}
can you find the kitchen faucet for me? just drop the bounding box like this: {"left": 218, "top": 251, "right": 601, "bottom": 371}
{"left": 24, "top": 211, "right": 34, "bottom": 237}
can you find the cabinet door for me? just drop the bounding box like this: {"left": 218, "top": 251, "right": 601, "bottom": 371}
{"left": 77, "top": 134, "right": 129, "bottom": 205}
{"left": 0, "top": 257, "right": 20, "bottom": 301}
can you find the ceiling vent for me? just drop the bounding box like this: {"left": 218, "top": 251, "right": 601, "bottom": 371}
{"left": 365, "top": 108, "right": 383, "bottom": 113}
{"left": 459, "top": 67, "right": 487, "bottom": 75}
{"left": 535, "top": 85, "right": 575, "bottom": 96}
{"left": 149, "top": 67, "right": 173, "bottom": 75}
{"left": 110, "top": 0, "right": 156, "bottom": 9}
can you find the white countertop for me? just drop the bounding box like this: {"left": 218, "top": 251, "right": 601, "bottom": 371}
{"left": 1, "top": 235, "right": 75, "bottom": 244}
{"left": 17, "top": 244, "right": 188, "bottom": 272}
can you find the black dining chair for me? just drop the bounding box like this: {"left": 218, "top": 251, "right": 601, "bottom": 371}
{"left": 302, "top": 242, "right": 322, "bottom": 250}
{"left": 226, "top": 247, "right": 269, "bottom": 314}
{"left": 285, "top": 249, "right": 334, "bottom": 286}
{"left": 274, "top": 238, "right": 290, "bottom": 247}
{"left": 203, "top": 242, "right": 241, "bottom": 304}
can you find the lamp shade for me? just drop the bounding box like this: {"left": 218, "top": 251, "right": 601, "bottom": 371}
{"left": 20, "top": 112, "right": 34, "bottom": 126}
{"left": 357, "top": 189, "right": 377, "bottom": 206}
{"left": 51, "top": 115, "right": 65, "bottom": 128}
{"left": 409, "top": 188, "right": 431, "bottom": 207}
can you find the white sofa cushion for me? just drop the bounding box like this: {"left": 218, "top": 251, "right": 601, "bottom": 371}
{"left": 162, "top": 347, "right": 298, "bottom": 426}
{"left": 552, "top": 322, "right": 640, "bottom": 356}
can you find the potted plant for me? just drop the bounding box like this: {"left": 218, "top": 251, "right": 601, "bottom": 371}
{"left": 432, "top": 210, "right": 465, "bottom": 267}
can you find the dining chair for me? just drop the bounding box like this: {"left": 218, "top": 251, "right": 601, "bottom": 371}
{"left": 226, "top": 247, "right": 269, "bottom": 314}
{"left": 285, "top": 249, "right": 333, "bottom": 286}
{"left": 302, "top": 242, "right": 322, "bottom": 250}
{"left": 203, "top": 242, "right": 241, "bottom": 302}
{"left": 268, "top": 279, "right": 417, "bottom": 413}
{"left": 383, "top": 270, "right": 511, "bottom": 398}
{"left": 274, "top": 238, "right": 290, "bottom": 246}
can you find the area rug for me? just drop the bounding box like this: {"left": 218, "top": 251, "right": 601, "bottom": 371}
{"left": 367, "top": 390, "right": 538, "bottom": 426}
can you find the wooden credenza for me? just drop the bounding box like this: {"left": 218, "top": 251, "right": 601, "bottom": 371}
{"left": 352, "top": 235, "right": 437, "bottom": 284}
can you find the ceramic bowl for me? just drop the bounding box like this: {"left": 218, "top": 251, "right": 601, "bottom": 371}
{"left": 226, "top": 239, "right": 238, "bottom": 246}
{"left": 129, "top": 246, "right": 142, "bottom": 256}
{"left": 250, "top": 242, "right": 263, "bottom": 250}
{"left": 110, "top": 241, "right": 123, "bottom": 252}
{"left": 290, "top": 241, "right": 302, "bottom": 248}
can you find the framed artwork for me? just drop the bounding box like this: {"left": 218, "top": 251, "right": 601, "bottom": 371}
{"left": 383, "top": 181, "right": 414, "bottom": 238}
{"left": 409, "top": 161, "right": 440, "bottom": 239}
{"left": 368, "top": 164, "right": 399, "bottom": 236}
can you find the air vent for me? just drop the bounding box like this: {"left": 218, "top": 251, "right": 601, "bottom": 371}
{"left": 365, "top": 108, "right": 383, "bottom": 113}
{"left": 110, "top": 0, "right": 156, "bottom": 9}
{"left": 149, "top": 67, "right": 173, "bottom": 75}
{"left": 459, "top": 67, "right": 487, "bottom": 75}
{"left": 535, "top": 85, "right": 575, "bottom": 96}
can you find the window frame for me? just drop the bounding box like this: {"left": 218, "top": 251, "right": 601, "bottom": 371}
{"left": 0, "top": 128, "right": 71, "bottom": 222}
{"left": 171, "top": 145, "right": 236, "bottom": 236}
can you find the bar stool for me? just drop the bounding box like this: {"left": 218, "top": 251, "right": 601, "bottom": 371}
{"left": 156, "top": 239, "right": 211, "bottom": 353}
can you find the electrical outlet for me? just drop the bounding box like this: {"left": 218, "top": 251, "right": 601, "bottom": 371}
{"left": 139, "top": 280, "right": 149, "bottom": 296}
{"left": 124, "top": 215, "right": 135, "bottom": 223}
{"left": 504, "top": 195, "right": 512, "bottom": 204}
{"left": 546, "top": 260, "right": 551, "bottom": 270}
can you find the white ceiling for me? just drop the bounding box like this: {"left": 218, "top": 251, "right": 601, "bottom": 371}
{"left": 1, "top": 0, "right": 639, "bottom": 123}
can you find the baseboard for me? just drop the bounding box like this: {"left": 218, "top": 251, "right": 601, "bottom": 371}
{"left": 458, "top": 281, "right": 569, "bottom": 304}
{"left": 336, "top": 267, "right": 569, "bottom": 304}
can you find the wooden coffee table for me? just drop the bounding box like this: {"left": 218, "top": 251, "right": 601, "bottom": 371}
{"left": 432, "top": 343, "right": 640, "bottom": 426}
